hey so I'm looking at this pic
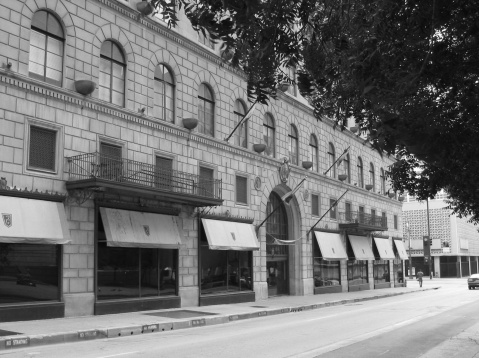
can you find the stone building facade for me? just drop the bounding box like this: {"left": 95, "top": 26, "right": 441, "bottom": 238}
{"left": 0, "top": 0, "right": 403, "bottom": 322}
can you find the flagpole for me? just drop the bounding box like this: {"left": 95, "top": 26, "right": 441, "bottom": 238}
{"left": 307, "top": 189, "right": 349, "bottom": 237}
{"left": 323, "top": 146, "right": 350, "bottom": 175}
{"left": 224, "top": 101, "right": 257, "bottom": 142}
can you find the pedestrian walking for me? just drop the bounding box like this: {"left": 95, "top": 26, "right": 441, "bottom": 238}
{"left": 417, "top": 269, "right": 424, "bottom": 287}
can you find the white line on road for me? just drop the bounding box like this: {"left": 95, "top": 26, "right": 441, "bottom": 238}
{"left": 98, "top": 352, "right": 139, "bottom": 358}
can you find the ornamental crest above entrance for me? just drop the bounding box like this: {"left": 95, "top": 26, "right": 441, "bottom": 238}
{"left": 279, "top": 158, "right": 291, "bottom": 183}
{"left": 2, "top": 213, "right": 12, "bottom": 228}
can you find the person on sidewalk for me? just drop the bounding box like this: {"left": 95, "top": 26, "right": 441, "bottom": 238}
{"left": 417, "top": 269, "right": 424, "bottom": 287}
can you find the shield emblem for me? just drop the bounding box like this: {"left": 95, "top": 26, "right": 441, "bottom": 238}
{"left": 143, "top": 225, "right": 150, "bottom": 236}
{"left": 2, "top": 213, "right": 12, "bottom": 228}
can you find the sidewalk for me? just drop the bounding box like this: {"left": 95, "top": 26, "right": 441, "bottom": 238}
{"left": 0, "top": 280, "right": 440, "bottom": 351}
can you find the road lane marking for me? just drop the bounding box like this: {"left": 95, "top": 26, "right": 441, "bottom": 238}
{"left": 99, "top": 353, "right": 139, "bottom": 358}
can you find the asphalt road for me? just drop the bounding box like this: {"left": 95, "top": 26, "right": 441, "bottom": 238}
{"left": 3, "top": 280, "right": 479, "bottom": 358}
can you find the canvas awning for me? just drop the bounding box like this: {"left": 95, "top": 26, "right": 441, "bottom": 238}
{"left": 0, "top": 196, "right": 70, "bottom": 244}
{"left": 373, "top": 237, "right": 396, "bottom": 259}
{"left": 99, "top": 207, "right": 183, "bottom": 249}
{"left": 393, "top": 239, "right": 409, "bottom": 260}
{"left": 348, "top": 235, "right": 375, "bottom": 260}
{"left": 313, "top": 231, "right": 347, "bottom": 260}
{"left": 201, "top": 218, "right": 260, "bottom": 250}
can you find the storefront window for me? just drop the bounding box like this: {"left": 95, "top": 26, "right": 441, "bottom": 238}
{"left": 347, "top": 260, "right": 368, "bottom": 285}
{"left": 313, "top": 238, "right": 340, "bottom": 287}
{"left": 0, "top": 243, "right": 60, "bottom": 304}
{"left": 393, "top": 259, "right": 403, "bottom": 283}
{"left": 200, "top": 246, "right": 252, "bottom": 294}
{"left": 373, "top": 259, "right": 390, "bottom": 284}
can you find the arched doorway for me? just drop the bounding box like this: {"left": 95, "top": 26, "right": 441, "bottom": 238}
{"left": 266, "top": 192, "right": 289, "bottom": 296}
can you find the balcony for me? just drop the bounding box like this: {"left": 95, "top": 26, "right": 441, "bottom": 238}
{"left": 66, "top": 152, "right": 223, "bottom": 207}
{"left": 338, "top": 211, "right": 388, "bottom": 231}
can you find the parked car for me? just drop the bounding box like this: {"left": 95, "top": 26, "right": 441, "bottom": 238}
{"left": 468, "top": 274, "right": 479, "bottom": 289}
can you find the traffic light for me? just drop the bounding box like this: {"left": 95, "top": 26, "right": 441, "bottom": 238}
{"left": 429, "top": 237, "right": 433, "bottom": 246}
{"left": 423, "top": 236, "right": 430, "bottom": 257}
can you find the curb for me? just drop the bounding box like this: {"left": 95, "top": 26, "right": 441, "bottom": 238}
{"left": 0, "top": 287, "right": 438, "bottom": 351}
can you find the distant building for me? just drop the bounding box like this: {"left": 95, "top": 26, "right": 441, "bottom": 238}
{"left": 403, "top": 190, "right": 479, "bottom": 277}
{"left": 0, "top": 0, "right": 403, "bottom": 322}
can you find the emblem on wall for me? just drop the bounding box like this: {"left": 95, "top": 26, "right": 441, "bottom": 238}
{"left": 2, "top": 213, "right": 12, "bottom": 228}
{"left": 279, "top": 157, "right": 291, "bottom": 183}
{"left": 254, "top": 176, "right": 261, "bottom": 190}
{"left": 143, "top": 225, "right": 150, "bottom": 236}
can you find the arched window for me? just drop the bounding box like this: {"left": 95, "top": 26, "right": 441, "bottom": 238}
{"left": 327, "top": 143, "right": 336, "bottom": 178}
{"left": 380, "top": 168, "right": 386, "bottom": 194}
{"left": 99, "top": 40, "right": 126, "bottom": 106}
{"left": 29, "top": 10, "right": 64, "bottom": 86}
{"left": 263, "top": 113, "right": 275, "bottom": 157}
{"left": 289, "top": 124, "right": 299, "bottom": 165}
{"left": 154, "top": 64, "right": 174, "bottom": 122}
{"left": 309, "top": 134, "right": 318, "bottom": 172}
{"left": 343, "top": 153, "right": 351, "bottom": 183}
{"left": 369, "top": 163, "right": 375, "bottom": 191}
{"left": 198, "top": 83, "right": 214, "bottom": 136}
{"left": 234, "top": 99, "right": 247, "bottom": 148}
{"left": 357, "top": 157, "right": 364, "bottom": 188}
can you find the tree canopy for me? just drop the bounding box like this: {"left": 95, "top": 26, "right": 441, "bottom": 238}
{"left": 152, "top": 0, "right": 479, "bottom": 222}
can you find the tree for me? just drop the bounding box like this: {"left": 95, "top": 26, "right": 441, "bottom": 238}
{"left": 152, "top": 0, "right": 479, "bottom": 222}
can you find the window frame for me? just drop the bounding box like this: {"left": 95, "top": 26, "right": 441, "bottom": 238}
{"left": 311, "top": 193, "right": 320, "bottom": 217}
{"left": 235, "top": 174, "right": 249, "bottom": 205}
{"left": 233, "top": 99, "right": 248, "bottom": 148}
{"left": 380, "top": 168, "right": 386, "bottom": 194}
{"left": 329, "top": 198, "right": 337, "bottom": 220}
{"left": 357, "top": 157, "right": 364, "bottom": 188}
{"left": 99, "top": 40, "right": 126, "bottom": 107}
{"left": 263, "top": 113, "right": 276, "bottom": 158}
{"left": 309, "top": 134, "right": 319, "bottom": 172}
{"left": 289, "top": 124, "right": 299, "bottom": 165}
{"left": 198, "top": 83, "right": 215, "bottom": 137}
{"left": 198, "top": 164, "right": 216, "bottom": 198}
{"left": 369, "top": 162, "right": 375, "bottom": 191}
{"left": 24, "top": 118, "right": 63, "bottom": 177}
{"left": 154, "top": 64, "right": 175, "bottom": 123}
{"left": 328, "top": 143, "right": 336, "bottom": 178}
{"left": 29, "top": 10, "right": 65, "bottom": 87}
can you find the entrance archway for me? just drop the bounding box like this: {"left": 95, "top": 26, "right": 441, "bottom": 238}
{"left": 266, "top": 192, "right": 289, "bottom": 296}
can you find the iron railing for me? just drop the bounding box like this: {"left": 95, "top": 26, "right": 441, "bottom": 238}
{"left": 338, "top": 211, "right": 388, "bottom": 229}
{"left": 67, "top": 152, "right": 222, "bottom": 200}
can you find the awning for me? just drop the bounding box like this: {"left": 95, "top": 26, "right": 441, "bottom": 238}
{"left": 99, "top": 207, "right": 183, "bottom": 249}
{"left": 0, "top": 196, "right": 70, "bottom": 244}
{"left": 373, "top": 237, "right": 396, "bottom": 259}
{"left": 393, "top": 239, "right": 409, "bottom": 260}
{"left": 313, "top": 231, "right": 347, "bottom": 260}
{"left": 201, "top": 218, "right": 260, "bottom": 250}
{"left": 348, "top": 235, "right": 375, "bottom": 260}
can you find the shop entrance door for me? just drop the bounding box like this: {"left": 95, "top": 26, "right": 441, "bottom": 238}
{"left": 266, "top": 192, "right": 290, "bottom": 296}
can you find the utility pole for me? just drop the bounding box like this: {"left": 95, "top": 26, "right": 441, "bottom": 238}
{"left": 427, "top": 198, "right": 432, "bottom": 279}
{"left": 406, "top": 222, "right": 412, "bottom": 279}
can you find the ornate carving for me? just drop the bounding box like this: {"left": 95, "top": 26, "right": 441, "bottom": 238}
{"left": 279, "top": 157, "right": 291, "bottom": 183}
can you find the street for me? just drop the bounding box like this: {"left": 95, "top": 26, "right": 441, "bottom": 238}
{"left": 2, "top": 279, "right": 479, "bottom": 358}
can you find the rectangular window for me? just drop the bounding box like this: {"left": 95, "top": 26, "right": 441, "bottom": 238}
{"left": 313, "top": 239, "right": 340, "bottom": 287}
{"left": 199, "top": 166, "right": 214, "bottom": 197}
{"left": 29, "top": 125, "right": 57, "bottom": 172}
{"left": 345, "top": 202, "right": 352, "bottom": 221}
{"left": 329, "top": 198, "right": 337, "bottom": 219}
{"left": 311, "top": 194, "right": 319, "bottom": 216}
{"left": 394, "top": 215, "right": 398, "bottom": 230}
{"left": 99, "top": 142, "right": 122, "bottom": 180}
{"left": 155, "top": 156, "right": 173, "bottom": 190}
{"left": 236, "top": 175, "right": 248, "bottom": 205}
{"left": 0, "top": 243, "right": 60, "bottom": 303}
{"left": 359, "top": 206, "right": 365, "bottom": 224}
{"left": 382, "top": 212, "right": 387, "bottom": 227}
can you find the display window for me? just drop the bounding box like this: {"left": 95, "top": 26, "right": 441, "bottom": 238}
{"left": 313, "top": 238, "right": 341, "bottom": 287}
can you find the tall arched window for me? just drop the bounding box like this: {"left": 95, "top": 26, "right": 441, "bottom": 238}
{"left": 343, "top": 153, "right": 351, "bottom": 183}
{"left": 309, "top": 134, "right": 318, "bottom": 172}
{"left": 357, "top": 157, "right": 364, "bottom": 188}
{"left": 29, "top": 10, "right": 64, "bottom": 86}
{"left": 99, "top": 40, "right": 126, "bottom": 106}
{"left": 154, "top": 64, "right": 174, "bottom": 122}
{"left": 380, "top": 168, "right": 386, "bottom": 194}
{"left": 289, "top": 124, "right": 299, "bottom": 165}
{"left": 328, "top": 143, "right": 336, "bottom": 178}
{"left": 263, "top": 113, "right": 275, "bottom": 157}
{"left": 198, "top": 83, "right": 214, "bottom": 136}
{"left": 369, "top": 163, "right": 375, "bottom": 191}
{"left": 234, "top": 99, "right": 247, "bottom": 148}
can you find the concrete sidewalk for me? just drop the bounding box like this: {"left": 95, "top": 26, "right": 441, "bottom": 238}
{"left": 0, "top": 280, "right": 440, "bottom": 351}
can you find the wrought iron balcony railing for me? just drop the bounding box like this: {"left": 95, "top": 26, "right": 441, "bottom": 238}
{"left": 338, "top": 211, "right": 388, "bottom": 230}
{"left": 67, "top": 152, "right": 222, "bottom": 200}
